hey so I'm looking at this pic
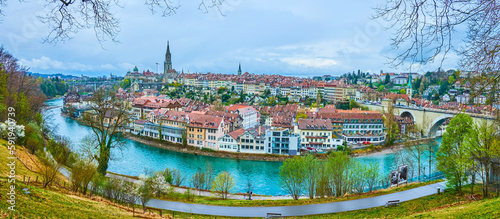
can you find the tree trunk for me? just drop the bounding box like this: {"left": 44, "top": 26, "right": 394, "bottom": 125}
{"left": 471, "top": 172, "right": 475, "bottom": 197}
{"left": 428, "top": 150, "right": 432, "bottom": 176}
{"left": 484, "top": 165, "right": 489, "bottom": 198}
{"left": 418, "top": 157, "right": 421, "bottom": 181}
{"left": 97, "top": 146, "right": 111, "bottom": 176}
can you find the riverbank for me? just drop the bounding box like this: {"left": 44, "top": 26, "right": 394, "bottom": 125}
{"left": 351, "top": 137, "right": 440, "bottom": 157}
{"left": 124, "top": 134, "right": 291, "bottom": 162}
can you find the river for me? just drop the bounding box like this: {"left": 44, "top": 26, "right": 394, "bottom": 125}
{"left": 44, "top": 99, "right": 441, "bottom": 195}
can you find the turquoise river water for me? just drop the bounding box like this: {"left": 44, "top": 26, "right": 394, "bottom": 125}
{"left": 44, "top": 99, "right": 440, "bottom": 195}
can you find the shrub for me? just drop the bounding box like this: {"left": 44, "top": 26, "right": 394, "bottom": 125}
{"left": 26, "top": 138, "right": 41, "bottom": 154}
{"left": 184, "top": 188, "right": 195, "bottom": 202}
{"left": 201, "top": 147, "right": 216, "bottom": 152}
{"left": 46, "top": 137, "right": 74, "bottom": 166}
{"left": 36, "top": 150, "right": 62, "bottom": 188}
{"left": 70, "top": 156, "right": 97, "bottom": 194}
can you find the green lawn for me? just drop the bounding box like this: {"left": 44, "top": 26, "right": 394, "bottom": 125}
{"left": 302, "top": 184, "right": 498, "bottom": 218}
{"left": 407, "top": 196, "right": 500, "bottom": 218}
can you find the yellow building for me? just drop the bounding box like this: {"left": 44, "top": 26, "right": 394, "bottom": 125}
{"left": 187, "top": 114, "right": 224, "bottom": 149}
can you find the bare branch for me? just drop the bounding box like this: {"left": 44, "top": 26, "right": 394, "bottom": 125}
{"left": 0, "top": 0, "right": 226, "bottom": 44}
{"left": 144, "top": 0, "right": 180, "bottom": 17}
{"left": 198, "top": 0, "right": 225, "bottom": 16}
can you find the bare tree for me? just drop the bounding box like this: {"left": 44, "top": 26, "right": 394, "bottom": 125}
{"left": 172, "top": 168, "right": 185, "bottom": 186}
{"left": 191, "top": 171, "right": 206, "bottom": 195}
{"left": 375, "top": 1, "right": 500, "bottom": 101}
{"left": 0, "top": 0, "right": 226, "bottom": 44}
{"left": 37, "top": 150, "right": 62, "bottom": 188}
{"left": 80, "top": 88, "right": 130, "bottom": 175}
{"left": 404, "top": 139, "right": 426, "bottom": 181}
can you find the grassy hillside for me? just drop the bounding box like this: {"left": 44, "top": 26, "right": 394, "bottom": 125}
{"left": 0, "top": 178, "right": 137, "bottom": 218}
{"left": 0, "top": 140, "right": 136, "bottom": 218}
{"left": 303, "top": 183, "right": 500, "bottom": 219}
{"left": 406, "top": 196, "right": 500, "bottom": 218}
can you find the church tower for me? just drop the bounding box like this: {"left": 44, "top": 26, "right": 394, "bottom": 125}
{"left": 238, "top": 62, "right": 242, "bottom": 76}
{"left": 406, "top": 73, "right": 413, "bottom": 100}
{"left": 164, "top": 41, "right": 172, "bottom": 74}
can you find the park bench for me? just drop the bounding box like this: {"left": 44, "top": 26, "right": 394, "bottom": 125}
{"left": 385, "top": 200, "right": 400, "bottom": 207}
{"left": 267, "top": 213, "right": 283, "bottom": 218}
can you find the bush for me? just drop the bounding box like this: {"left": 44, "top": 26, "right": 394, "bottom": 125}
{"left": 70, "top": 156, "right": 97, "bottom": 194}
{"left": 184, "top": 188, "right": 195, "bottom": 202}
{"left": 201, "top": 147, "right": 216, "bottom": 152}
{"left": 36, "top": 150, "right": 62, "bottom": 188}
{"left": 46, "top": 138, "right": 74, "bottom": 166}
{"left": 366, "top": 144, "right": 375, "bottom": 151}
{"left": 26, "top": 138, "right": 41, "bottom": 154}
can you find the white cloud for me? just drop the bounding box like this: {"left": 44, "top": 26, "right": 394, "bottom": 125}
{"left": 279, "top": 57, "right": 338, "bottom": 68}
{"left": 19, "top": 56, "right": 65, "bottom": 70}
{"left": 19, "top": 56, "right": 117, "bottom": 72}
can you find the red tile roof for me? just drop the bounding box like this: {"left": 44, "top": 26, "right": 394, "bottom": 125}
{"left": 188, "top": 114, "right": 223, "bottom": 129}
{"left": 228, "top": 128, "right": 245, "bottom": 140}
{"left": 298, "top": 119, "right": 333, "bottom": 130}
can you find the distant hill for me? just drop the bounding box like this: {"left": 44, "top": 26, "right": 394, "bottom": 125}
{"left": 29, "top": 72, "right": 80, "bottom": 79}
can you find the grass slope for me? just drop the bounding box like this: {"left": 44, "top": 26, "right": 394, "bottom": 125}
{"left": 0, "top": 140, "right": 135, "bottom": 218}
{"left": 0, "top": 179, "right": 136, "bottom": 219}
{"left": 407, "top": 196, "right": 500, "bottom": 218}
{"left": 303, "top": 184, "right": 499, "bottom": 218}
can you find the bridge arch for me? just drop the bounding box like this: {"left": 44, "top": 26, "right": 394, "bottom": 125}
{"left": 400, "top": 110, "right": 415, "bottom": 122}
{"left": 427, "top": 114, "right": 454, "bottom": 137}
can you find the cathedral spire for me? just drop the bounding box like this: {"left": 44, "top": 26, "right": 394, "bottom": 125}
{"left": 164, "top": 41, "right": 172, "bottom": 74}
{"left": 238, "top": 62, "right": 242, "bottom": 76}
{"left": 166, "top": 41, "right": 170, "bottom": 55}
{"left": 406, "top": 73, "right": 413, "bottom": 99}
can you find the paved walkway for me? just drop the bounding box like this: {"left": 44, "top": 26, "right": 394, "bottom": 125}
{"left": 146, "top": 181, "right": 447, "bottom": 217}
{"left": 61, "top": 167, "right": 447, "bottom": 216}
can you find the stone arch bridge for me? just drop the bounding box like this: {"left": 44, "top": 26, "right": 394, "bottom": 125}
{"left": 362, "top": 104, "right": 496, "bottom": 137}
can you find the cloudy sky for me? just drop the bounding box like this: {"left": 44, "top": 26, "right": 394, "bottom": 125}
{"left": 0, "top": 0, "right": 461, "bottom": 77}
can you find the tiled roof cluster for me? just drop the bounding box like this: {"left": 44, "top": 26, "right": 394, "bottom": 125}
{"left": 319, "top": 109, "right": 383, "bottom": 124}
{"left": 188, "top": 114, "right": 223, "bottom": 129}
{"left": 177, "top": 73, "right": 336, "bottom": 88}
{"left": 298, "top": 119, "right": 333, "bottom": 130}
{"left": 272, "top": 116, "right": 293, "bottom": 128}
{"left": 205, "top": 111, "right": 241, "bottom": 124}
